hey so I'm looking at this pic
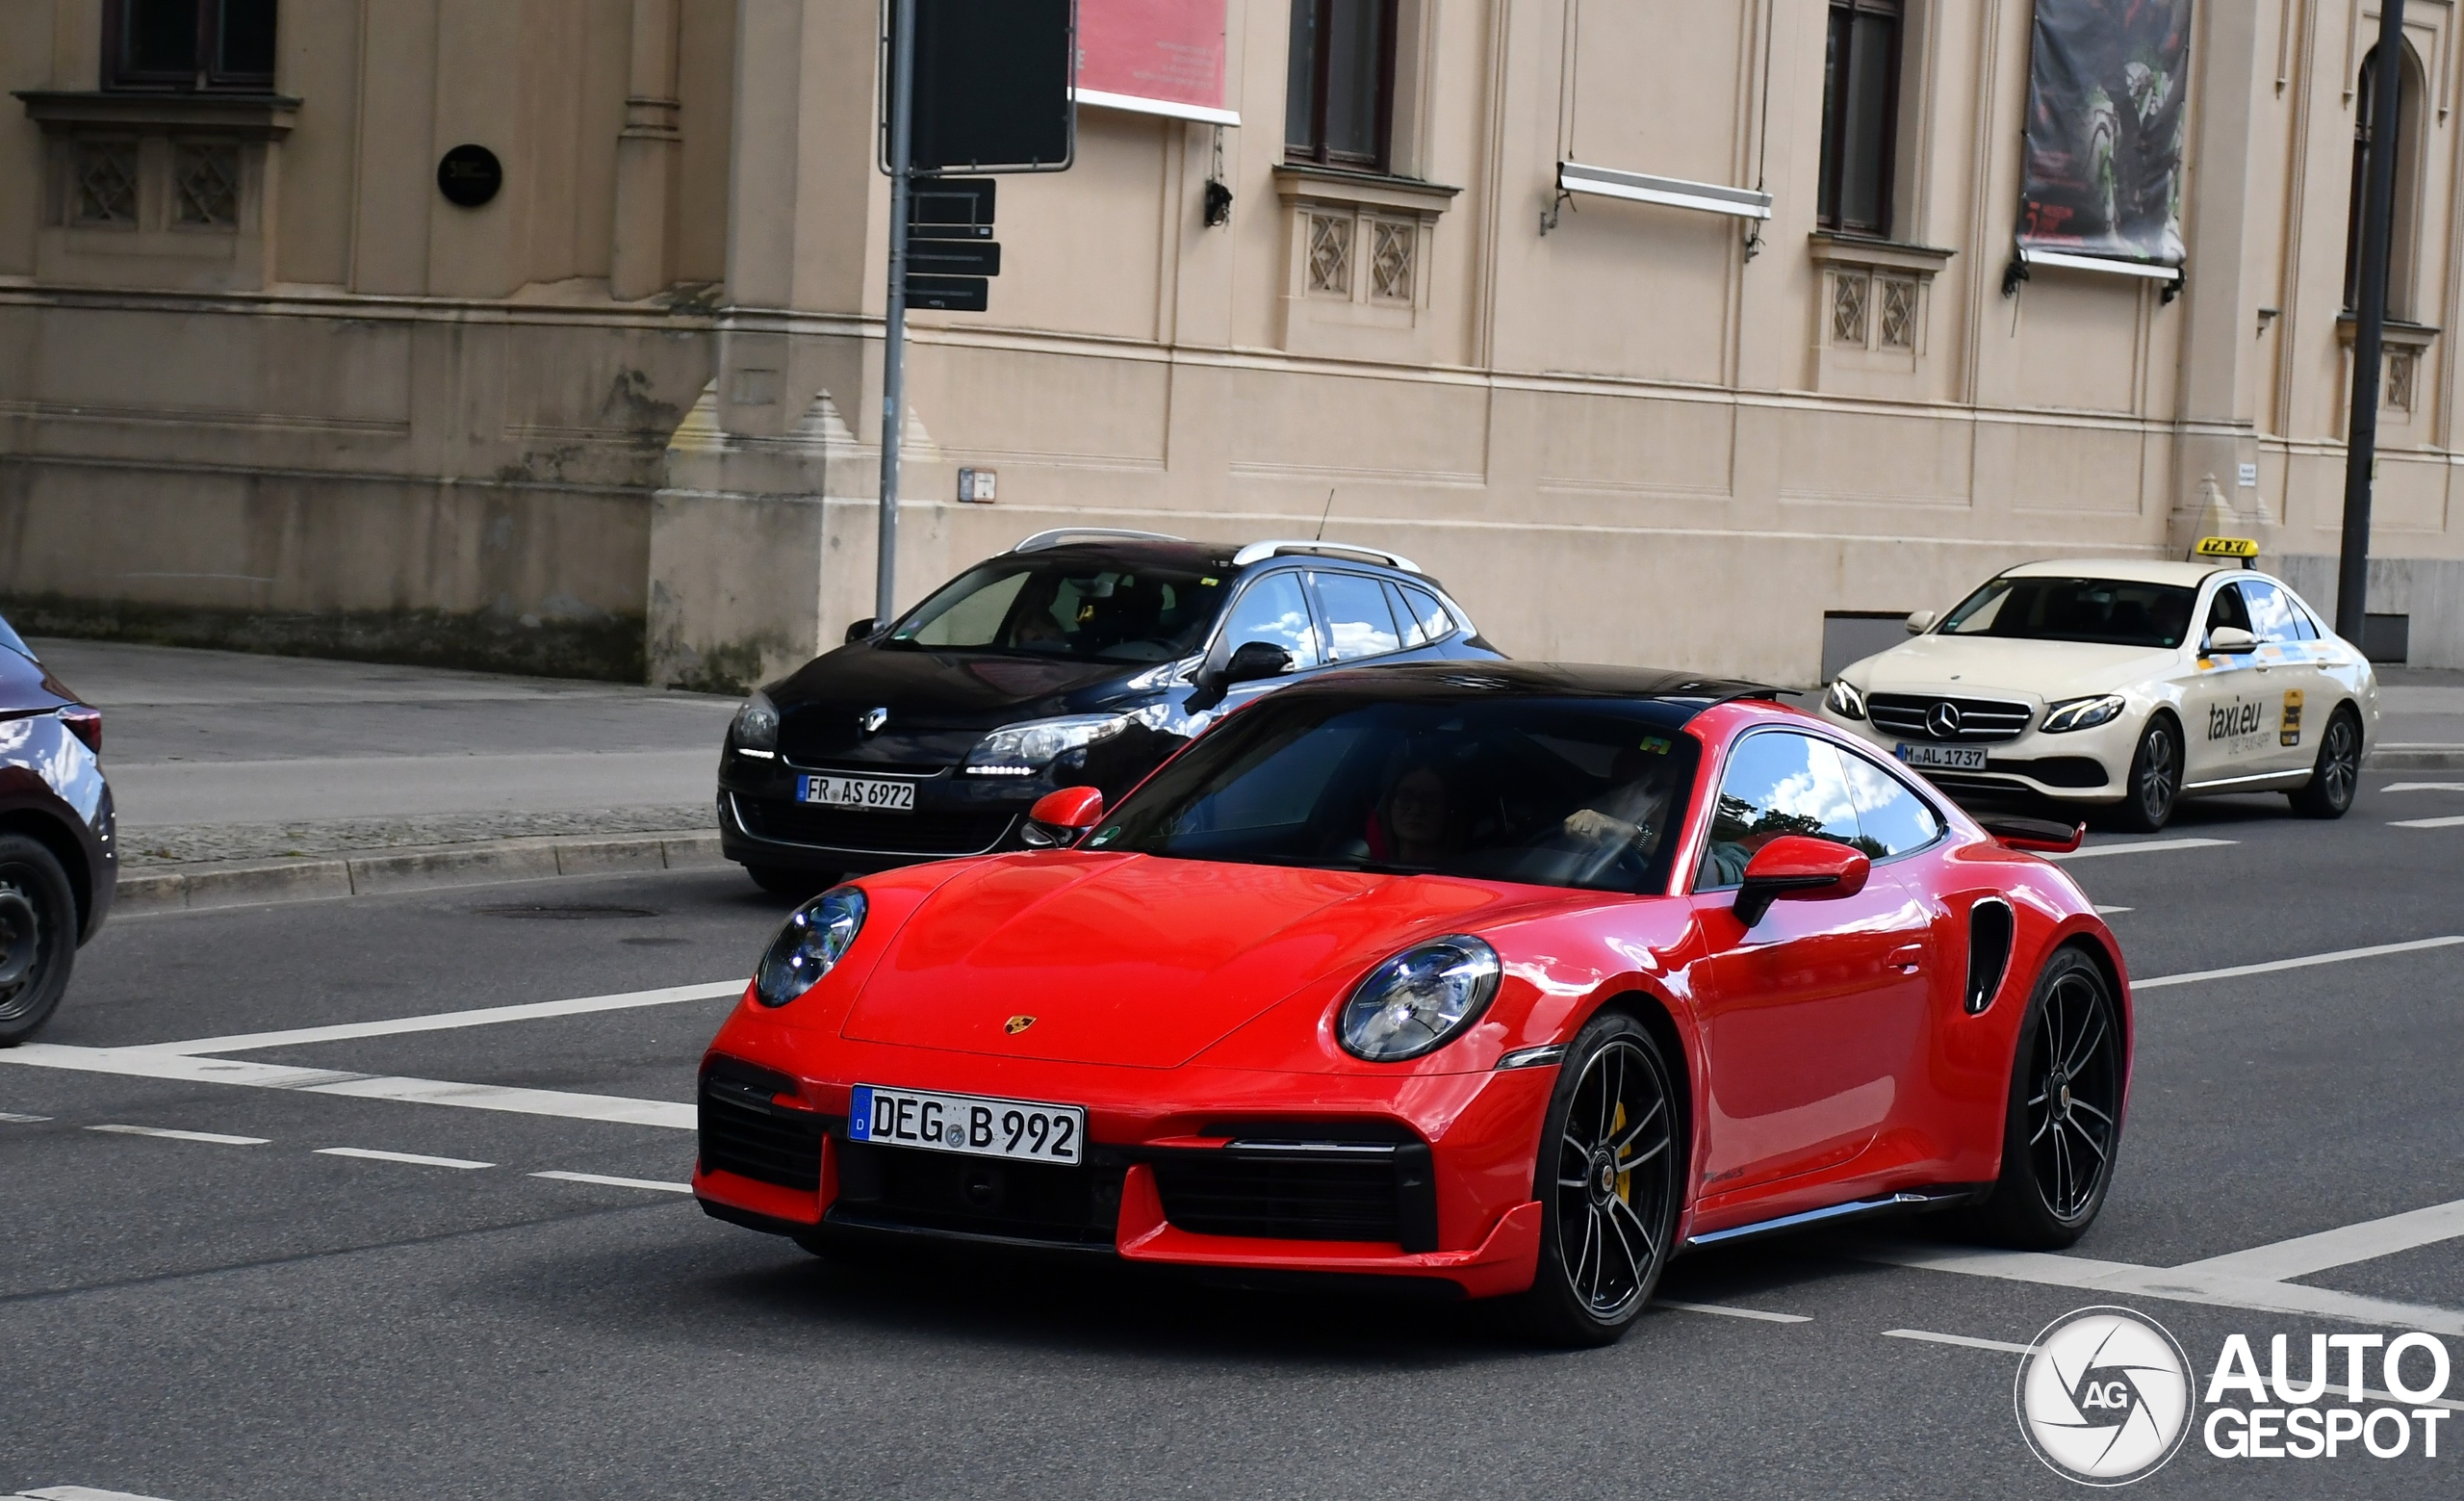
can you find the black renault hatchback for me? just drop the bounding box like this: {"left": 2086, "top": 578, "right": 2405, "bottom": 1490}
{"left": 0, "top": 612, "right": 116, "bottom": 1043}
{"left": 716, "top": 530, "right": 1502, "bottom": 892}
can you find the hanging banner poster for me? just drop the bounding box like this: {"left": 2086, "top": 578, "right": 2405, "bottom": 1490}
{"left": 1074, "top": 0, "right": 1235, "bottom": 124}
{"left": 2016, "top": 0, "right": 2193, "bottom": 267}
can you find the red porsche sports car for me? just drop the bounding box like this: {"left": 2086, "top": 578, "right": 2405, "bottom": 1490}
{"left": 695, "top": 663, "right": 2131, "bottom": 1344}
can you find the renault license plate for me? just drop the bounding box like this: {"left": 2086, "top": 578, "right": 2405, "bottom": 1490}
{"left": 848, "top": 1084, "right": 1085, "bottom": 1165}
{"left": 796, "top": 774, "right": 914, "bottom": 812}
{"left": 1897, "top": 742, "right": 1988, "bottom": 771}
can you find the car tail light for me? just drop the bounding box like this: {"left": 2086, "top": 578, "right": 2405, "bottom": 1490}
{"left": 58, "top": 705, "right": 101, "bottom": 756}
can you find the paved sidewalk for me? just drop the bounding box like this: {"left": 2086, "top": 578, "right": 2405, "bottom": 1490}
{"left": 30, "top": 639, "right": 738, "bottom": 905}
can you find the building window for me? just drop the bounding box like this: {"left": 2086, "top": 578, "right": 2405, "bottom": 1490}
{"left": 2343, "top": 42, "right": 2424, "bottom": 318}
{"left": 105, "top": 0, "right": 278, "bottom": 92}
{"left": 1816, "top": 0, "right": 1901, "bottom": 236}
{"left": 1285, "top": 0, "right": 1396, "bottom": 171}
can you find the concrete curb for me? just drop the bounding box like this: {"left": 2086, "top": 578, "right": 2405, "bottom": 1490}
{"left": 2369, "top": 746, "right": 2464, "bottom": 771}
{"left": 117, "top": 830, "right": 726, "bottom": 915}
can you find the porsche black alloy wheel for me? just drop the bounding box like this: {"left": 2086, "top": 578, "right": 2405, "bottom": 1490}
{"left": 1974, "top": 947, "right": 2121, "bottom": 1248}
{"left": 2288, "top": 707, "right": 2362, "bottom": 819}
{"left": 2112, "top": 716, "right": 2180, "bottom": 833}
{"left": 0, "top": 834, "right": 77, "bottom": 1046}
{"left": 1516, "top": 1013, "right": 1680, "bottom": 1347}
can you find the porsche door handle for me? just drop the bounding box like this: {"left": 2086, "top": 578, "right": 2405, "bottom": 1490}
{"left": 1886, "top": 944, "right": 1925, "bottom": 974}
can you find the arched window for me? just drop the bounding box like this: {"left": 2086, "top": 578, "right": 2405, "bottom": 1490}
{"left": 2343, "top": 41, "right": 2426, "bottom": 319}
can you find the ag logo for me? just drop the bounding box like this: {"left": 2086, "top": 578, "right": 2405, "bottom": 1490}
{"left": 2016, "top": 1307, "right": 2195, "bottom": 1486}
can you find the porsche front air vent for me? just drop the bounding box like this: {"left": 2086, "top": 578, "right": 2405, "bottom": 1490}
{"left": 1866, "top": 693, "right": 2035, "bottom": 743}
{"left": 1152, "top": 1140, "right": 1438, "bottom": 1251}
{"left": 1964, "top": 897, "right": 2015, "bottom": 1015}
{"left": 698, "top": 1059, "right": 826, "bottom": 1191}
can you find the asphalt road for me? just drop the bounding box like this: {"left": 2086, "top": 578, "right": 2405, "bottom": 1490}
{"left": 6, "top": 780, "right": 2463, "bottom": 1499}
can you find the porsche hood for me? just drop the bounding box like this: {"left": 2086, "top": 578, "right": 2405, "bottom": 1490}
{"left": 837, "top": 855, "right": 1522, "bottom": 1069}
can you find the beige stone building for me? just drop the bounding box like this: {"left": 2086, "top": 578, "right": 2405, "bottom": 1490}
{"left": 3, "top": 0, "right": 2461, "bottom": 687}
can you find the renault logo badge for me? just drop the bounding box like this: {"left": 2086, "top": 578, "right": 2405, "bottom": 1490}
{"left": 1926, "top": 701, "right": 1964, "bottom": 739}
{"left": 1004, "top": 1015, "right": 1036, "bottom": 1035}
{"left": 859, "top": 707, "right": 889, "bottom": 735}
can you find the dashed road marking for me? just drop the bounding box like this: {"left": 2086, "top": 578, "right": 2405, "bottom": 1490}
{"left": 2170, "top": 1198, "right": 2464, "bottom": 1282}
{"left": 1656, "top": 1300, "right": 1811, "bottom": 1323}
{"left": 2382, "top": 783, "right": 2464, "bottom": 793}
{"left": 2135, "top": 935, "right": 2464, "bottom": 991}
{"left": 2044, "top": 837, "right": 2237, "bottom": 862}
{"left": 530, "top": 1170, "right": 693, "bottom": 1193}
{"left": 0, "top": 1110, "right": 51, "bottom": 1123}
{"left": 152, "top": 978, "right": 746, "bottom": 1056}
{"left": 1864, "top": 1243, "right": 2464, "bottom": 1334}
{"left": 316, "top": 1147, "right": 494, "bottom": 1171}
{"left": 2093, "top": 905, "right": 2133, "bottom": 915}
{"left": 2391, "top": 815, "right": 2464, "bottom": 829}
{"left": 13, "top": 1487, "right": 188, "bottom": 1501}
{"left": 86, "top": 1124, "right": 268, "bottom": 1147}
{"left": 1884, "top": 1328, "right": 2035, "bottom": 1355}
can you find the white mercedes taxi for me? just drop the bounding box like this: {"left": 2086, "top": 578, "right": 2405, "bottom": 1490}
{"left": 1818, "top": 556, "right": 2377, "bottom": 832}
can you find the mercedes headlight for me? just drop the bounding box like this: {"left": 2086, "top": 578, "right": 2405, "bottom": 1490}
{"left": 1338, "top": 936, "right": 1502, "bottom": 1062}
{"left": 1825, "top": 679, "right": 1867, "bottom": 720}
{"left": 753, "top": 887, "right": 865, "bottom": 1007}
{"left": 2041, "top": 694, "right": 2126, "bottom": 734}
{"left": 963, "top": 713, "right": 1131, "bottom": 775}
{"left": 732, "top": 690, "right": 780, "bottom": 754}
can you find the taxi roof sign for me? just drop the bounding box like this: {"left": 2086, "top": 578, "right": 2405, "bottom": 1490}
{"left": 2194, "top": 535, "right": 2260, "bottom": 560}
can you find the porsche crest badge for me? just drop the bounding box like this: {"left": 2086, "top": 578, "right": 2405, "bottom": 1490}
{"left": 1004, "top": 1015, "right": 1036, "bottom": 1035}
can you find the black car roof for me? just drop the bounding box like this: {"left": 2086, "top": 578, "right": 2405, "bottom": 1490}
{"left": 1285, "top": 660, "right": 1779, "bottom": 715}
{"left": 996, "top": 537, "right": 1449, "bottom": 583}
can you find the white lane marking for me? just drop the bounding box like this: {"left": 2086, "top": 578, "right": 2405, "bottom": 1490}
{"left": 2134, "top": 935, "right": 2464, "bottom": 991}
{"left": 2382, "top": 783, "right": 2464, "bottom": 793}
{"left": 316, "top": 1146, "right": 494, "bottom": 1171}
{"left": 87, "top": 1124, "right": 268, "bottom": 1147}
{"left": 2044, "top": 837, "right": 2237, "bottom": 863}
{"left": 19, "top": 1488, "right": 191, "bottom": 1501}
{"left": 2171, "top": 1199, "right": 2464, "bottom": 1282}
{"left": 153, "top": 979, "right": 747, "bottom": 1055}
{"left": 531, "top": 1170, "right": 693, "bottom": 1193}
{"left": 0, "top": 1110, "right": 52, "bottom": 1122}
{"left": 2, "top": 1045, "right": 693, "bottom": 1130}
{"left": 2392, "top": 815, "right": 2464, "bottom": 829}
{"left": 1655, "top": 1299, "right": 1810, "bottom": 1323}
{"left": 2093, "top": 905, "right": 2133, "bottom": 915}
{"left": 1863, "top": 1243, "right": 2464, "bottom": 1334}
{"left": 1884, "top": 1328, "right": 2036, "bottom": 1355}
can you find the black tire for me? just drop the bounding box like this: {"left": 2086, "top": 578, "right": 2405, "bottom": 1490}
{"left": 2287, "top": 706, "right": 2362, "bottom": 819}
{"left": 1970, "top": 947, "right": 2123, "bottom": 1249}
{"left": 1508, "top": 1012, "right": 1681, "bottom": 1348}
{"left": 2108, "top": 715, "right": 2182, "bottom": 833}
{"left": 745, "top": 864, "right": 836, "bottom": 899}
{"left": 0, "top": 834, "right": 79, "bottom": 1047}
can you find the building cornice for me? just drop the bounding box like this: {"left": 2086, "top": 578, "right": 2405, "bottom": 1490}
{"left": 14, "top": 90, "right": 301, "bottom": 139}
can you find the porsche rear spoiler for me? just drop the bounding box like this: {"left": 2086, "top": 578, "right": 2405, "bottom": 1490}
{"left": 1978, "top": 815, "right": 2086, "bottom": 855}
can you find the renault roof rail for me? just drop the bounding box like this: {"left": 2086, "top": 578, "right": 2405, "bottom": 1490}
{"left": 1229, "top": 539, "right": 1423, "bottom": 574}
{"left": 1010, "top": 528, "right": 1186, "bottom": 553}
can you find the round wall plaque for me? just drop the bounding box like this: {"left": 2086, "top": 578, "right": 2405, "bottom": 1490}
{"left": 436, "top": 144, "right": 502, "bottom": 208}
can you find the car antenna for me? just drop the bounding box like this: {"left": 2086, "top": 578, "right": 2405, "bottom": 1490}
{"left": 1314, "top": 486, "right": 1336, "bottom": 542}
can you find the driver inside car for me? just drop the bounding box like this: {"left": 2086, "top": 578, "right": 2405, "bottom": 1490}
{"left": 1554, "top": 743, "right": 1682, "bottom": 867}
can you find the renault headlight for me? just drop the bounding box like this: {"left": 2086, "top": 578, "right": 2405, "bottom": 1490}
{"left": 1825, "top": 679, "right": 1867, "bottom": 720}
{"left": 963, "top": 713, "right": 1131, "bottom": 775}
{"left": 732, "top": 690, "right": 780, "bottom": 754}
{"left": 1337, "top": 936, "right": 1502, "bottom": 1062}
{"left": 2041, "top": 694, "right": 2126, "bottom": 734}
{"left": 753, "top": 887, "right": 865, "bottom": 1007}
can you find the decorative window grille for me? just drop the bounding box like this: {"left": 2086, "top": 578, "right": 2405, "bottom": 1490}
{"left": 1307, "top": 212, "right": 1352, "bottom": 296}
{"left": 2386, "top": 349, "right": 2417, "bottom": 412}
{"left": 74, "top": 141, "right": 141, "bottom": 225}
{"left": 1877, "top": 275, "right": 1917, "bottom": 349}
{"left": 1369, "top": 219, "right": 1413, "bottom": 301}
{"left": 172, "top": 142, "right": 240, "bottom": 226}
{"left": 1831, "top": 270, "right": 1869, "bottom": 346}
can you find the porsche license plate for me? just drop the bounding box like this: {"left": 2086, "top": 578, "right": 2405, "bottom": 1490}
{"left": 1897, "top": 742, "right": 1988, "bottom": 772}
{"left": 796, "top": 774, "right": 914, "bottom": 812}
{"left": 848, "top": 1084, "right": 1084, "bottom": 1165}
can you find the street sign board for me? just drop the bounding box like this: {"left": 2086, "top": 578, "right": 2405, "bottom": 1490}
{"left": 909, "top": 177, "right": 995, "bottom": 237}
{"left": 908, "top": 241, "right": 1001, "bottom": 277}
{"left": 885, "top": 0, "right": 1076, "bottom": 174}
{"left": 906, "top": 274, "right": 989, "bottom": 312}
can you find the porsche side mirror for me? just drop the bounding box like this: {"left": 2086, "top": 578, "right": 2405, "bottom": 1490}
{"left": 1732, "top": 836, "right": 1871, "bottom": 927}
{"left": 1188, "top": 640, "right": 1295, "bottom": 712}
{"left": 2204, "top": 625, "right": 2260, "bottom": 655}
{"left": 845, "top": 617, "right": 880, "bottom": 644}
{"left": 1979, "top": 815, "right": 2085, "bottom": 855}
{"left": 1021, "top": 786, "right": 1105, "bottom": 848}
{"left": 1904, "top": 609, "right": 1938, "bottom": 635}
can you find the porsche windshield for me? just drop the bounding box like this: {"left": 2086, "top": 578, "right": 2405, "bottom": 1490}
{"left": 1089, "top": 694, "right": 1703, "bottom": 893}
{"left": 1937, "top": 576, "right": 2197, "bottom": 649}
{"left": 886, "top": 560, "right": 1231, "bottom": 663}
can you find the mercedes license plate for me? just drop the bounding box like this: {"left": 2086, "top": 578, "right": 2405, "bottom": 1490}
{"left": 848, "top": 1084, "right": 1085, "bottom": 1165}
{"left": 1897, "top": 742, "right": 1988, "bottom": 771}
{"left": 795, "top": 774, "right": 914, "bottom": 812}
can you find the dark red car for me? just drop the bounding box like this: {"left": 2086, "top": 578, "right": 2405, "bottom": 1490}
{"left": 0, "top": 613, "right": 115, "bottom": 1044}
{"left": 696, "top": 663, "right": 2128, "bottom": 1344}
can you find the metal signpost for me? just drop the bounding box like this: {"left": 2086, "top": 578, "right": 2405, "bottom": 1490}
{"left": 2338, "top": 0, "right": 2406, "bottom": 644}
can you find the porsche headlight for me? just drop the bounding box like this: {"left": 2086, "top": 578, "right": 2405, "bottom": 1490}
{"left": 732, "top": 690, "right": 780, "bottom": 754}
{"left": 1338, "top": 936, "right": 1502, "bottom": 1062}
{"left": 2041, "top": 694, "right": 2126, "bottom": 734}
{"left": 753, "top": 887, "right": 865, "bottom": 1007}
{"left": 963, "top": 713, "right": 1131, "bottom": 775}
{"left": 1825, "top": 679, "right": 1866, "bottom": 720}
